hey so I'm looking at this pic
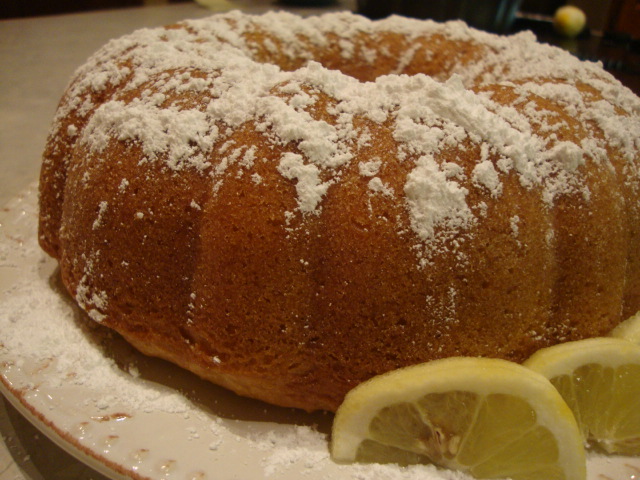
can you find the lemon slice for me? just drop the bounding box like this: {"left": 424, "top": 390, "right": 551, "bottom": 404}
{"left": 609, "top": 311, "right": 640, "bottom": 345}
{"left": 524, "top": 337, "right": 640, "bottom": 455}
{"left": 331, "top": 357, "right": 585, "bottom": 480}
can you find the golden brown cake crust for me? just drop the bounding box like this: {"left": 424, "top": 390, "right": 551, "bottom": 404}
{"left": 39, "top": 11, "right": 640, "bottom": 411}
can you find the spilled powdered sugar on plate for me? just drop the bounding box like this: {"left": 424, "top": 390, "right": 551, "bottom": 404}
{"left": 2, "top": 186, "right": 640, "bottom": 480}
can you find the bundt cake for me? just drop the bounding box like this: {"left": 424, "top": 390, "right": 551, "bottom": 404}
{"left": 38, "top": 11, "right": 640, "bottom": 412}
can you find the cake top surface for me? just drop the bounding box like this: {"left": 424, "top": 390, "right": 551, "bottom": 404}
{"left": 50, "top": 10, "right": 640, "bottom": 265}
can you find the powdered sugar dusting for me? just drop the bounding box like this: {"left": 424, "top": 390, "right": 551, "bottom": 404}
{"left": 82, "top": 100, "right": 218, "bottom": 172}
{"left": 472, "top": 160, "right": 502, "bottom": 197}
{"left": 74, "top": 252, "right": 109, "bottom": 323}
{"left": 92, "top": 200, "right": 109, "bottom": 230}
{"left": 278, "top": 152, "right": 331, "bottom": 215}
{"left": 404, "top": 156, "right": 474, "bottom": 260}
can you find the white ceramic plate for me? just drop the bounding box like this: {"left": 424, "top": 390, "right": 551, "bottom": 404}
{"left": 1, "top": 185, "right": 639, "bottom": 480}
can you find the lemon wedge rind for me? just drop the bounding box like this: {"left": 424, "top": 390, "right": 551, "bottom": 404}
{"left": 525, "top": 337, "right": 640, "bottom": 376}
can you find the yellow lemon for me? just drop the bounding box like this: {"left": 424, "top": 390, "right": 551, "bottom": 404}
{"left": 331, "top": 357, "right": 585, "bottom": 480}
{"left": 525, "top": 337, "right": 640, "bottom": 455}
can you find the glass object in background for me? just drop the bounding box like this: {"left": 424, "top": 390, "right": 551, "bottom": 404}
{"left": 356, "top": 0, "right": 524, "bottom": 32}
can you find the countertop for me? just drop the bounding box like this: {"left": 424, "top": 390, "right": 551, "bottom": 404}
{"left": 1, "top": 2, "right": 638, "bottom": 479}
